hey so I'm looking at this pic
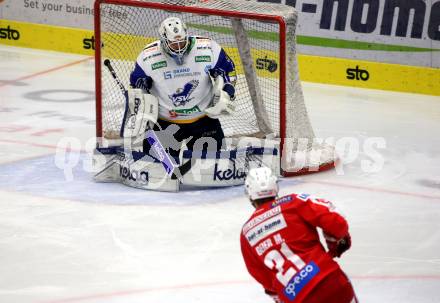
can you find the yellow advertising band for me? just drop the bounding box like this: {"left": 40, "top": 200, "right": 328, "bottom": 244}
{"left": 1, "top": 19, "right": 439, "bottom": 96}
{"left": 0, "top": 19, "right": 95, "bottom": 55}
{"left": 299, "top": 55, "right": 440, "bottom": 96}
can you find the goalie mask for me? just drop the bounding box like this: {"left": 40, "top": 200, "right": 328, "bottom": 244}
{"left": 245, "top": 167, "right": 278, "bottom": 201}
{"left": 159, "top": 17, "right": 189, "bottom": 65}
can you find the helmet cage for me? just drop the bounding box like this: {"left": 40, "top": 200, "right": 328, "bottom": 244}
{"left": 159, "top": 17, "right": 189, "bottom": 64}
{"left": 161, "top": 35, "right": 189, "bottom": 57}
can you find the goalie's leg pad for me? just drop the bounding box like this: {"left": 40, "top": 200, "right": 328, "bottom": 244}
{"left": 93, "top": 147, "right": 179, "bottom": 192}
{"left": 181, "top": 146, "right": 280, "bottom": 187}
{"left": 121, "top": 88, "right": 159, "bottom": 138}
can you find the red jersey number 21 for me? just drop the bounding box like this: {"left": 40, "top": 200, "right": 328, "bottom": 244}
{"left": 264, "top": 242, "right": 306, "bottom": 286}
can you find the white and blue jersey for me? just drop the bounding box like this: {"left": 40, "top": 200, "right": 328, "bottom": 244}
{"left": 130, "top": 36, "right": 236, "bottom": 124}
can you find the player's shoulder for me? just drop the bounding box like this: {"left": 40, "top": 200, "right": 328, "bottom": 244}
{"left": 139, "top": 40, "right": 164, "bottom": 62}
{"left": 275, "top": 193, "right": 337, "bottom": 212}
{"left": 143, "top": 40, "right": 160, "bottom": 52}
{"left": 192, "top": 35, "right": 212, "bottom": 43}
{"left": 192, "top": 35, "right": 221, "bottom": 49}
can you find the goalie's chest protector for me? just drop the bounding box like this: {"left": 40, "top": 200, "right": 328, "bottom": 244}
{"left": 138, "top": 37, "right": 220, "bottom": 123}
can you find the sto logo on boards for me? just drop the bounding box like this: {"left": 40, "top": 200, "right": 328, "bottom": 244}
{"left": 346, "top": 65, "right": 370, "bottom": 81}
{"left": 83, "top": 35, "right": 95, "bottom": 50}
{"left": 0, "top": 25, "right": 20, "bottom": 40}
{"left": 256, "top": 56, "right": 278, "bottom": 73}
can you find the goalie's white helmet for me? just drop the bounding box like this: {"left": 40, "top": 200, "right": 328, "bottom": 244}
{"left": 245, "top": 167, "right": 278, "bottom": 201}
{"left": 159, "top": 17, "right": 189, "bottom": 65}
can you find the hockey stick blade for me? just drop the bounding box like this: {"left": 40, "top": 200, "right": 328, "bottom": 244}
{"left": 146, "top": 130, "right": 194, "bottom": 179}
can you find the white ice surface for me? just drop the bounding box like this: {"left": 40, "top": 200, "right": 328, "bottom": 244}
{"left": 0, "top": 45, "right": 440, "bottom": 303}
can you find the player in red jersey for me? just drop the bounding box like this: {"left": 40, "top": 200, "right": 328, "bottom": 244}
{"left": 240, "top": 167, "right": 358, "bottom": 303}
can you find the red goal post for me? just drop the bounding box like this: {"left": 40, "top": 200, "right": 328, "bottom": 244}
{"left": 94, "top": 0, "right": 337, "bottom": 176}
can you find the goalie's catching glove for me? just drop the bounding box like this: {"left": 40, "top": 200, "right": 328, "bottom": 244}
{"left": 204, "top": 76, "right": 235, "bottom": 119}
{"left": 324, "top": 233, "right": 352, "bottom": 258}
{"left": 205, "top": 90, "right": 234, "bottom": 118}
{"left": 121, "top": 88, "right": 158, "bottom": 138}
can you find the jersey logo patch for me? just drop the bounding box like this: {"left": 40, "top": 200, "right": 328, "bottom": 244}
{"left": 245, "top": 213, "right": 287, "bottom": 246}
{"left": 243, "top": 206, "right": 281, "bottom": 234}
{"left": 168, "top": 80, "right": 199, "bottom": 107}
{"left": 169, "top": 105, "right": 202, "bottom": 118}
{"left": 195, "top": 55, "right": 211, "bottom": 62}
{"left": 271, "top": 195, "right": 292, "bottom": 207}
{"left": 143, "top": 52, "right": 160, "bottom": 61}
{"left": 283, "top": 261, "right": 320, "bottom": 301}
{"left": 297, "top": 193, "right": 311, "bottom": 201}
{"left": 151, "top": 61, "right": 167, "bottom": 70}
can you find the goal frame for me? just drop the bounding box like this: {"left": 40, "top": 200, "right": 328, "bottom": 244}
{"left": 94, "top": 0, "right": 335, "bottom": 177}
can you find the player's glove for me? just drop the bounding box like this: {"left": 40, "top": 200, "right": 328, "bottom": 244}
{"left": 324, "top": 233, "right": 351, "bottom": 258}
{"left": 204, "top": 76, "right": 235, "bottom": 118}
{"left": 265, "top": 290, "right": 284, "bottom": 303}
{"left": 121, "top": 88, "right": 158, "bottom": 138}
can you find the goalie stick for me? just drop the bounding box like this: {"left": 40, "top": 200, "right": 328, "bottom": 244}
{"left": 103, "top": 59, "right": 193, "bottom": 179}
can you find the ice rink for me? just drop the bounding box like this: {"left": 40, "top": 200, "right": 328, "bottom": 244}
{"left": 1, "top": 45, "right": 440, "bottom": 303}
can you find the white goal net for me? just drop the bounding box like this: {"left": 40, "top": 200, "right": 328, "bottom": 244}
{"left": 95, "top": 0, "right": 336, "bottom": 176}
